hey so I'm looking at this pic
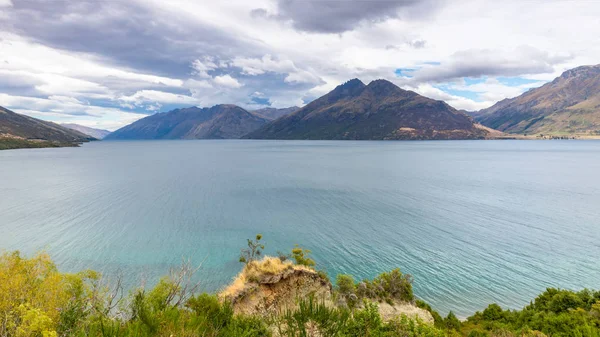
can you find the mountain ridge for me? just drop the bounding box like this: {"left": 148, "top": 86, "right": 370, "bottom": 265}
{"left": 105, "top": 104, "right": 271, "bottom": 140}
{"left": 61, "top": 123, "right": 111, "bottom": 139}
{"left": 473, "top": 64, "right": 600, "bottom": 135}
{"left": 245, "top": 78, "right": 488, "bottom": 140}
{"left": 0, "top": 106, "right": 95, "bottom": 149}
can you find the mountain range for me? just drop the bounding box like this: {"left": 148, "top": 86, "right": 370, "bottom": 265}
{"left": 105, "top": 104, "right": 272, "bottom": 140}
{"left": 0, "top": 106, "right": 95, "bottom": 149}
{"left": 472, "top": 64, "right": 600, "bottom": 136}
{"left": 4, "top": 64, "right": 600, "bottom": 148}
{"left": 246, "top": 79, "right": 488, "bottom": 140}
{"left": 61, "top": 123, "right": 111, "bottom": 139}
{"left": 105, "top": 79, "right": 488, "bottom": 141}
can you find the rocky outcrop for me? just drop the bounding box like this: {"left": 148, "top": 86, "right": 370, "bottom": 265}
{"left": 221, "top": 261, "right": 433, "bottom": 325}
{"left": 373, "top": 301, "right": 434, "bottom": 324}
{"left": 223, "top": 267, "right": 333, "bottom": 317}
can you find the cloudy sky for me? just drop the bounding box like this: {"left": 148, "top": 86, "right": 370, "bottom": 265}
{"left": 0, "top": 0, "right": 598, "bottom": 130}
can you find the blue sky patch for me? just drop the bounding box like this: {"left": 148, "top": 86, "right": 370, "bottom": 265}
{"left": 395, "top": 68, "right": 415, "bottom": 78}
{"left": 435, "top": 83, "right": 481, "bottom": 101}
{"left": 463, "top": 77, "right": 487, "bottom": 85}
{"left": 250, "top": 96, "right": 271, "bottom": 106}
{"left": 497, "top": 76, "right": 541, "bottom": 86}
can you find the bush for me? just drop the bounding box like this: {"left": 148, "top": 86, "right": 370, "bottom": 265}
{"left": 291, "top": 245, "right": 315, "bottom": 267}
{"left": 336, "top": 274, "right": 358, "bottom": 308}
{"left": 445, "top": 311, "right": 461, "bottom": 330}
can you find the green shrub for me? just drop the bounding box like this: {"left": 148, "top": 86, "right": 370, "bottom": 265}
{"left": 445, "top": 311, "right": 461, "bottom": 330}
{"left": 291, "top": 245, "right": 315, "bottom": 267}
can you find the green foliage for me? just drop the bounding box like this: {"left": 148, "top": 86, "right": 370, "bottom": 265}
{"left": 276, "top": 298, "right": 446, "bottom": 337}
{"left": 186, "top": 294, "right": 269, "bottom": 336}
{"left": 239, "top": 234, "right": 264, "bottom": 265}
{"left": 333, "top": 268, "right": 414, "bottom": 310}
{"left": 461, "top": 288, "right": 600, "bottom": 337}
{"left": 4, "top": 251, "right": 600, "bottom": 337}
{"left": 355, "top": 268, "right": 414, "bottom": 304}
{"left": 444, "top": 311, "right": 461, "bottom": 331}
{"left": 336, "top": 274, "right": 358, "bottom": 308}
{"left": 291, "top": 244, "right": 315, "bottom": 267}
{"left": 277, "top": 296, "right": 351, "bottom": 337}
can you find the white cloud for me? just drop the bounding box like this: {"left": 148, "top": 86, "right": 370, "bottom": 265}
{"left": 403, "top": 46, "right": 571, "bottom": 84}
{"left": 232, "top": 54, "right": 322, "bottom": 84}
{"left": 191, "top": 56, "right": 220, "bottom": 78}
{"left": 213, "top": 74, "right": 243, "bottom": 88}
{"left": 233, "top": 54, "right": 296, "bottom": 75}
{"left": 444, "top": 77, "right": 544, "bottom": 103}
{"left": 119, "top": 90, "right": 200, "bottom": 106}
{"left": 184, "top": 79, "right": 213, "bottom": 89}
{"left": 0, "top": 0, "right": 12, "bottom": 7}
{"left": 408, "top": 84, "right": 493, "bottom": 111}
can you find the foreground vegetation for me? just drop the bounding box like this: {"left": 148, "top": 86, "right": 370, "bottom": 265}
{"left": 1, "top": 238, "right": 599, "bottom": 336}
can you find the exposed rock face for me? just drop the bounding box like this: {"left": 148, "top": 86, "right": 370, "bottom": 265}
{"left": 221, "top": 264, "right": 434, "bottom": 326}
{"left": 224, "top": 268, "right": 333, "bottom": 317}
{"left": 374, "top": 302, "right": 434, "bottom": 324}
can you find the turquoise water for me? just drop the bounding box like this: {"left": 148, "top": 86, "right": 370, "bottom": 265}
{"left": 1, "top": 140, "right": 599, "bottom": 316}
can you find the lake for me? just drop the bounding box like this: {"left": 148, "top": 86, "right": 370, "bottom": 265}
{"left": 1, "top": 140, "right": 599, "bottom": 317}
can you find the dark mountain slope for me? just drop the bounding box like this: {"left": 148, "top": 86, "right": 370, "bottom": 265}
{"left": 245, "top": 79, "right": 487, "bottom": 140}
{"left": 1, "top": 106, "right": 95, "bottom": 149}
{"left": 251, "top": 107, "right": 299, "bottom": 120}
{"left": 475, "top": 65, "right": 600, "bottom": 135}
{"left": 105, "top": 104, "right": 270, "bottom": 140}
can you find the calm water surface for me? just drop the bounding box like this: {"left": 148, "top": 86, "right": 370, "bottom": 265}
{"left": 1, "top": 140, "right": 599, "bottom": 316}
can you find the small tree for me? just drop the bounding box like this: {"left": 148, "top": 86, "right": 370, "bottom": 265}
{"left": 444, "top": 311, "right": 461, "bottom": 330}
{"left": 291, "top": 245, "right": 315, "bottom": 267}
{"left": 239, "top": 234, "right": 264, "bottom": 265}
{"left": 336, "top": 274, "right": 358, "bottom": 308}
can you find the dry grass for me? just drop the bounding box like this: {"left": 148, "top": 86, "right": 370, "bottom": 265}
{"left": 220, "top": 256, "right": 313, "bottom": 298}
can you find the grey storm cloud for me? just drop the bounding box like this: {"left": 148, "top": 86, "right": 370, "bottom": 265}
{"left": 0, "top": 71, "right": 45, "bottom": 96}
{"left": 0, "top": 0, "right": 260, "bottom": 79}
{"left": 403, "top": 46, "right": 573, "bottom": 84}
{"left": 253, "top": 0, "right": 441, "bottom": 34}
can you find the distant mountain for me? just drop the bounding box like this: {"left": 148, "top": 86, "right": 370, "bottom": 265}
{"left": 62, "top": 123, "right": 111, "bottom": 139}
{"left": 474, "top": 65, "right": 600, "bottom": 135}
{"left": 105, "top": 104, "right": 270, "bottom": 140}
{"left": 251, "top": 107, "right": 299, "bottom": 120}
{"left": 245, "top": 79, "right": 488, "bottom": 140}
{"left": 1, "top": 106, "right": 95, "bottom": 149}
